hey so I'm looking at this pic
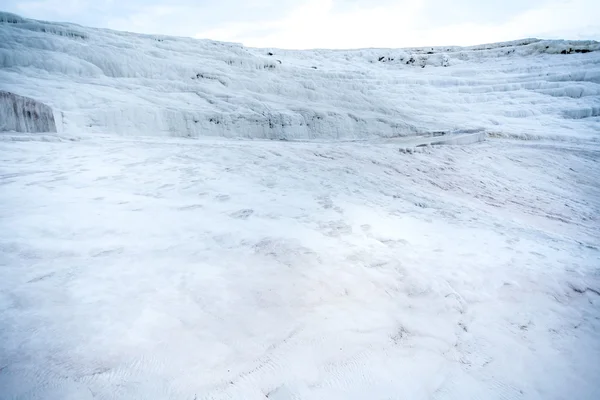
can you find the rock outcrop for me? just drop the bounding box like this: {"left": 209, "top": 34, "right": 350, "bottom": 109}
{"left": 0, "top": 91, "right": 57, "bottom": 133}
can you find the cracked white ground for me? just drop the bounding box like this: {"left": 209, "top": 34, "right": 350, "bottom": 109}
{"left": 1, "top": 135, "right": 599, "bottom": 399}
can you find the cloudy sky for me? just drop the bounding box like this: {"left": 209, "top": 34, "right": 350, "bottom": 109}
{"left": 3, "top": 0, "right": 600, "bottom": 48}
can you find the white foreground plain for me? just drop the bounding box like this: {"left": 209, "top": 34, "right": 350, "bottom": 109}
{"left": 1, "top": 12, "right": 600, "bottom": 400}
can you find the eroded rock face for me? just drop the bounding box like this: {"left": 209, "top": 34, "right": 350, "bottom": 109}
{"left": 0, "top": 91, "right": 57, "bottom": 132}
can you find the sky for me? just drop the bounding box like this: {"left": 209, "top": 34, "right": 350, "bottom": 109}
{"left": 2, "top": 0, "right": 600, "bottom": 49}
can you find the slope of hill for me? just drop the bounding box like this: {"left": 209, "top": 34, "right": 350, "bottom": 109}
{"left": 1, "top": 12, "right": 600, "bottom": 400}
{"left": 1, "top": 11, "right": 599, "bottom": 140}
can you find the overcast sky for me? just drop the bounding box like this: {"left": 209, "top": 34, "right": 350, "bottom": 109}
{"left": 3, "top": 0, "right": 599, "bottom": 48}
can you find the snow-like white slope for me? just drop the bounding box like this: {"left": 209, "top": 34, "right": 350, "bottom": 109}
{"left": 1, "top": 11, "right": 599, "bottom": 140}
{"left": 1, "top": 11, "right": 600, "bottom": 400}
{"left": 1, "top": 135, "right": 599, "bottom": 400}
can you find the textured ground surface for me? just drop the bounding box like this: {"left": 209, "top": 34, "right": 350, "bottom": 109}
{"left": 2, "top": 11, "right": 600, "bottom": 400}
{"left": 1, "top": 134, "right": 599, "bottom": 399}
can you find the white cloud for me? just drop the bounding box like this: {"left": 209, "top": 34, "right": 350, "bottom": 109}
{"left": 195, "top": 0, "right": 425, "bottom": 48}
{"left": 3, "top": 0, "right": 600, "bottom": 48}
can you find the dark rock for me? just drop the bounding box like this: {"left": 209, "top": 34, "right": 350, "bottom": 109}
{"left": 0, "top": 91, "right": 56, "bottom": 133}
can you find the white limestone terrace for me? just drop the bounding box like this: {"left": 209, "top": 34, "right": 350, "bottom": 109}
{"left": 0, "top": 90, "right": 56, "bottom": 133}
{"left": 0, "top": 11, "right": 599, "bottom": 141}
{"left": 1, "top": 10, "right": 600, "bottom": 400}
